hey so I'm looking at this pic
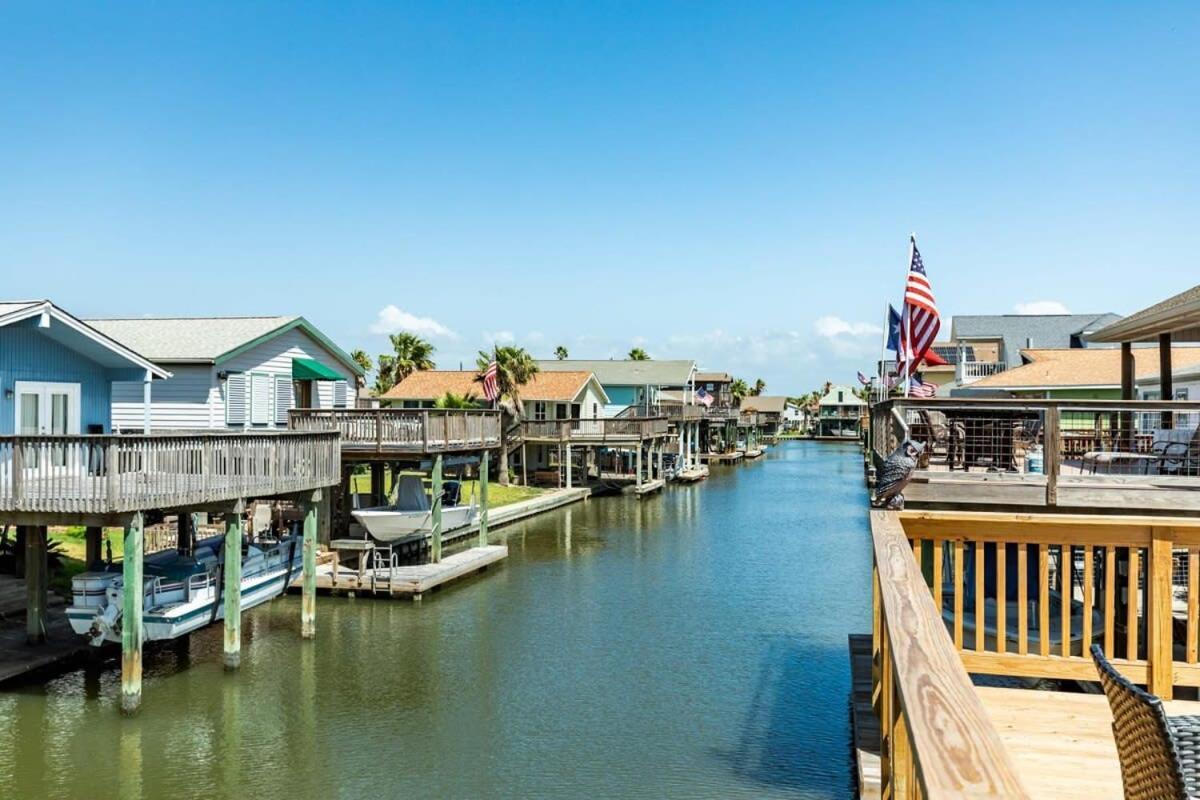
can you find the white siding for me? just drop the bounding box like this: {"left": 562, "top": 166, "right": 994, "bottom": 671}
{"left": 112, "top": 365, "right": 218, "bottom": 432}
{"left": 112, "top": 326, "right": 358, "bottom": 431}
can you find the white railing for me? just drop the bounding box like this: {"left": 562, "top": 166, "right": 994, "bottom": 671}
{"left": 956, "top": 361, "right": 1006, "bottom": 383}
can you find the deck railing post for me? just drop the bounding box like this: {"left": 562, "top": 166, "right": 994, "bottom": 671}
{"left": 1149, "top": 526, "right": 1175, "bottom": 699}
{"left": 106, "top": 438, "right": 120, "bottom": 511}
{"left": 1044, "top": 405, "right": 1061, "bottom": 506}
{"left": 121, "top": 511, "right": 144, "bottom": 714}
{"left": 376, "top": 409, "right": 384, "bottom": 454}
{"left": 11, "top": 441, "right": 23, "bottom": 509}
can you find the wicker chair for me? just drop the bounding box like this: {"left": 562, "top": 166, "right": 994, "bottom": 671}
{"left": 1092, "top": 645, "right": 1200, "bottom": 798}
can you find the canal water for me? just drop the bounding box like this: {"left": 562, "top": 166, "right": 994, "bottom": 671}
{"left": 0, "top": 441, "right": 871, "bottom": 800}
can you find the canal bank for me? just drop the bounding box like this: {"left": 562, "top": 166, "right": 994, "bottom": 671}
{"left": 0, "top": 440, "right": 871, "bottom": 800}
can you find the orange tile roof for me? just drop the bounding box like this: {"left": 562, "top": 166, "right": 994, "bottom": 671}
{"left": 381, "top": 370, "right": 597, "bottom": 402}
{"left": 968, "top": 347, "right": 1200, "bottom": 389}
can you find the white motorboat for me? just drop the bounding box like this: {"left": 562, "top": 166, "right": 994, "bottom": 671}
{"left": 66, "top": 535, "right": 302, "bottom": 646}
{"left": 352, "top": 475, "right": 477, "bottom": 543}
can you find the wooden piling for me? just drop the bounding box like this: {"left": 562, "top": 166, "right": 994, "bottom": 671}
{"left": 479, "top": 451, "right": 489, "bottom": 547}
{"left": 301, "top": 491, "right": 319, "bottom": 639}
{"left": 431, "top": 455, "right": 444, "bottom": 563}
{"left": 24, "top": 526, "right": 47, "bottom": 645}
{"left": 122, "top": 512, "right": 144, "bottom": 714}
{"left": 85, "top": 526, "right": 103, "bottom": 566}
{"left": 223, "top": 507, "right": 244, "bottom": 669}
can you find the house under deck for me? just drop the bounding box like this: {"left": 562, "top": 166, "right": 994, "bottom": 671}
{"left": 519, "top": 416, "right": 672, "bottom": 492}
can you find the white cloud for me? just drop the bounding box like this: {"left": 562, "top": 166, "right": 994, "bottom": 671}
{"left": 1014, "top": 300, "right": 1070, "bottom": 315}
{"left": 814, "top": 315, "right": 882, "bottom": 339}
{"left": 370, "top": 305, "right": 457, "bottom": 338}
{"left": 483, "top": 330, "right": 515, "bottom": 345}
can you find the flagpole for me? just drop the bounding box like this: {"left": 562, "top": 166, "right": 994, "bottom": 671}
{"left": 877, "top": 301, "right": 889, "bottom": 403}
{"left": 903, "top": 233, "right": 915, "bottom": 399}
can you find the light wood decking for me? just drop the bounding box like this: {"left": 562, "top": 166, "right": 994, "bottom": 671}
{"left": 978, "top": 685, "right": 1200, "bottom": 800}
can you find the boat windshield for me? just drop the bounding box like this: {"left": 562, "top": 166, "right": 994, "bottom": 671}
{"left": 394, "top": 475, "right": 430, "bottom": 512}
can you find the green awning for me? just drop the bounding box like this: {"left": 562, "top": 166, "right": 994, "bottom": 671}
{"left": 292, "top": 357, "right": 342, "bottom": 381}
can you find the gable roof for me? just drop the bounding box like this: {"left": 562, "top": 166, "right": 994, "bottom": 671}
{"left": 965, "top": 347, "right": 1200, "bottom": 390}
{"left": 537, "top": 359, "right": 696, "bottom": 387}
{"left": 382, "top": 370, "right": 608, "bottom": 404}
{"left": 87, "top": 315, "right": 363, "bottom": 375}
{"left": 695, "top": 371, "right": 732, "bottom": 383}
{"left": 949, "top": 313, "right": 1122, "bottom": 367}
{"left": 0, "top": 300, "right": 170, "bottom": 378}
{"left": 739, "top": 395, "right": 788, "bottom": 414}
{"left": 1088, "top": 285, "right": 1200, "bottom": 343}
{"left": 818, "top": 385, "right": 866, "bottom": 406}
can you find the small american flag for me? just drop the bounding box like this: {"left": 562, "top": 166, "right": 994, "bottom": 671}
{"left": 481, "top": 361, "right": 500, "bottom": 402}
{"left": 695, "top": 387, "right": 714, "bottom": 407}
{"left": 899, "top": 237, "right": 940, "bottom": 381}
{"left": 909, "top": 374, "right": 937, "bottom": 398}
{"left": 857, "top": 371, "right": 871, "bottom": 386}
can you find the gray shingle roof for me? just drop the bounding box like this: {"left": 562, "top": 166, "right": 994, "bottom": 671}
{"left": 949, "top": 313, "right": 1122, "bottom": 368}
{"left": 87, "top": 316, "right": 298, "bottom": 363}
{"left": 537, "top": 359, "right": 695, "bottom": 387}
{"left": 1088, "top": 285, "right": 1200, "bottom": 343}
{"left": 739, "top": 395, "right": 788, "bottom": 414}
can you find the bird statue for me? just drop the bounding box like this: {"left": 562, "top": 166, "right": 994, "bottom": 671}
{"left": 872, "top": 439, "right": 925, "bottom": 509}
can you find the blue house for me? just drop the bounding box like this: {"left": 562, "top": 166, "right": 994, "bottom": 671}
{"left": 0, "top": 300, "right": 169, "bottom": 436}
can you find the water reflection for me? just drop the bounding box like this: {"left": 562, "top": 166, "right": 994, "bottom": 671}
{"left": 1, "top": 442, "right": 870, "bottom": 800}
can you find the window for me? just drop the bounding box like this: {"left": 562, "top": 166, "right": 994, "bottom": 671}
{"left": 534, "top": 401, "right": 547, "bottom": 421}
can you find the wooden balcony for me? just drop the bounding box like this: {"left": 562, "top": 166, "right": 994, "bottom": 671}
{"left": 289, "top": 408, "right": 501, "bottom": 458}
{"left": 0, "top": 432, "right": 340, "bottom": 524}
{"left": 869, "top": 508, "right": 1200, "bottom": 798}
{"left": 871, "top": 398, "right": 1200, "bottom": 514}
{"left": 520, "top": 417, "right": 669, "bottom": 444}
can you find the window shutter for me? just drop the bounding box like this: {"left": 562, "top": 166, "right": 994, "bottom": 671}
{"left": 225, "top": 374, "right": 247, "bottom": 426}
{"left": 251, "top": 374, "right": 272, "bottom": 425}
{"left": 275, "top": 376, "right": 294, "bottom": 425}
{"left": 333, "top": 380, "right": 348, "bottom": 408}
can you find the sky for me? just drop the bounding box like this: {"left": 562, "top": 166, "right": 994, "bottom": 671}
{"left": 2, "top": 3, "right": 1198, "bottom": 394}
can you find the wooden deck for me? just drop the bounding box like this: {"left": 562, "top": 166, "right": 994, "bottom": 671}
{"left": 304, "top": 545, "right": 508, "bottom": 598}
{"left": 848, "top": 634, "right": 881, "bottom": 800}
{"left": 625, "top": 478, "right": 664, "bottom": 496}
{"left": 978, "top": 685, "right": 1200, "bottom": 800}
{"left": 290, "top": 408, "right": 501, "bottom": 458}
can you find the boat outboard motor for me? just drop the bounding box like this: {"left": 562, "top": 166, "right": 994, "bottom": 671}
{"left": 442, "top": 480, "right": 462, "bottom": 507}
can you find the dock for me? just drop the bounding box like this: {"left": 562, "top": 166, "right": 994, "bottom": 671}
{"left": 308, "top": 544, "right": 508, "bottom": 600}
{"left": 625, "top": 478, "right": 665, "bottom": 496}
{"left": 848, "top": 634, "right": 881, "bottom": 799}
{"left": 700, "top": 452, "right": 742, "bottom": 464}
{"left": 0, "top": 607, "right": 101, "bottom": 685}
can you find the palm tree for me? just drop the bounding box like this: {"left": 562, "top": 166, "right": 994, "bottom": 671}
{"left": 730, "top": 379, "right": 749, "bottom": 402}
{"left": 628, "top": 347, "right": 649, "bottom": 361}
{"left": 374, "top": 333, "right": 436, "bottom": 395}
{"left": 476, "top": 345, "right": 539, "bottom": 485}
{"left": 751, "top": 378, "right": 766, "bottom": 397}
{"left": 554, "top": 345, "right": 569, "bottom": 360}
{"left": 350, "top": 349, "right": 373, "bottom": 389}
{"left": 433, "top": 391, "right": 478, "bottom": 409}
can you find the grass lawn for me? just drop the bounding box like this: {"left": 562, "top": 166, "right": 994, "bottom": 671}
{"left": 349, "top": 471, "right": 542, "bottom": 509}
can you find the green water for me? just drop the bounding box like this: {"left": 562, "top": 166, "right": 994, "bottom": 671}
{"left": 0, "top": 441, "right": 871, "bottom": 799}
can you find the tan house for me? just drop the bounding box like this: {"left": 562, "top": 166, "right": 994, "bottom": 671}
{"left": 953, "top": 347, "right": 1200, "bottom": 399}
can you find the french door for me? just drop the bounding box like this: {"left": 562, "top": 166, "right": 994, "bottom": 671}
{"left": 14, "top": 381, "right": 82, "bottom": 468}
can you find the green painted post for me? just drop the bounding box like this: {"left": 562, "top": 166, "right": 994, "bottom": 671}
{"left": 223, "top": 509, "right": 243, "bottom": 669}
{"left": 121, "top": 512, "right": 144, "bottom": 714}
{"left": 301, "top": 491, "right": 319, "bottom": 639}
{"left": 431, "top": 455, "right": 443, "bottom": 563}
{"left": 478, "top": 452, "right": 489, "bottom": 548}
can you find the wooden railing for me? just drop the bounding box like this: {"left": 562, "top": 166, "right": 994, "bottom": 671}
{"left": 289, "top": 408, "right": 501, "bottom": 454}
{"left": 872, "top": 398, "right": 1200, "bottom": 512}
{"left": 520, "top": 417, "right": 669, "bottom": 441}
{"left": 897, "top": 509, "right": 1200, "bottom": 700}
{"left": 0, "top": 432, "right": 340, "bottom": 515}
{"left": 872, "top": 510, "right": 1030, "bottom": 798}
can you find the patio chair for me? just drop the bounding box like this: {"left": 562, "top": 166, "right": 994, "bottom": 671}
{"left": 1083, "top": 431, "right": 1193, "bottom": 477}
{"left": 1091, "top": 645, "right": 1200, "bottom": 799}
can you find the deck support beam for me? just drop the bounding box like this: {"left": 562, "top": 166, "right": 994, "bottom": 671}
{"left": 431, "top": 455, "right": 443, "bottom": 563}
{"left": 565, "top": 443, "right": 572, "bottom": 489}
{"left": 1161, "top": 333, "right": 1174, "bottom": 429}
{"left": 301, "top": 490, "right": 319, "bottom": 639}
{"left": 24, "top": 526, "right": 47, "bottom": 645}
{"left": 85, "top": 525, "right": 103, "bottom": 566}
{"left": 479, "top": 451, "right": 489, "bottom": 547}
{"left": 636, "top": 443, "right": 643, "bottom": 490}
{"left": 223, "top": 505, "right": 244, "bottom": 669}
{"left": 121, "top": 512, "right": 144, "bottom": 714}
{"left": 370, "top": 463, "right": 385, "bottom": 507}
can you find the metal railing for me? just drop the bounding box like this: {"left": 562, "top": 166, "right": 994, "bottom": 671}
{"left": 0, "top": 431, "right": 340, "bottom": 514}
{"left": 871, "top": 398, "right": 1200, "bottom": 511}
{"left": 289, "top": 408, "right": 501, "bottom": 453}
{"left": 520, "top": 417, "right": 669, "bottom": 441}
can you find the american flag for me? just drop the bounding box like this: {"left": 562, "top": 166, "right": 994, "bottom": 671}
{"left": 909, "top": 374, "right": 937, "bottom": 398}
{"left": 695, "top": 387, "right": 714, "bottom": 407}
{"left": 899, "top": 238, "right": 940, "bottom": 382}
{"left": 857, "top": 371, "right": 871, "bottom": 386}
{"left": 481, "top": 361, "right": 500, "bottom": 402}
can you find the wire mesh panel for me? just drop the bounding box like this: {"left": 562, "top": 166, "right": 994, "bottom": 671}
{"left": 1058, "top": 406, "right": 1200, "bottom": 477}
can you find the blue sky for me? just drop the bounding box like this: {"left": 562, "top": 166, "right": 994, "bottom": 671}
{"left": 2, "top": 3, "right": 1197, "bottom": 393}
